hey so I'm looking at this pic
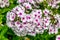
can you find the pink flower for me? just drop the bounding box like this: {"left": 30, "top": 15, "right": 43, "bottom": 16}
{"left": 53, "top": 28, "right": 58, "bottom": 34}
{"left": 0, "top": 0, "right": 9, "bottom": 8}
{"left": 6, "top": 21, "right": 14, "bottom": 28}
{"left": 28, "top": 31, "right": 36, "bottom": 36}
{"left": 43, "top": 9, "right": 50, "bottom": 16}
{"left": 33, "top": 17, "right": 40, "bottom": 24}
{"left": 10, "top": 12, "right": 16, "bottom": 21}
{"left": 56, "top": 35, "right": 60, "bottom": 40}
{"left": 35, "top": 0, "right": 44, "bottom": 3}
{"left": 15, "top": 21, "right": 21, "bottom": 27}
{"left": 43, "top": 17, "right": 50, "bottom": 26}
{"left": 31, "top": 9, "right": 42, "bottom": 19}
{"left": 17, "top": 10, "right": 26, "bottom": 18}
{"left": 6, "top": 12, "right": 10, "bottom": 20}
{"left": 27, "top": 0, "right": 35, "bottom": 4}
{"left": 36, "top": 23, "right": 43, "bottom": 29}
{"left": 49, "top": 24, "right": 58, "bottom": 34}
{"left": 25, "top": 14, "right": 33, "bottom": 22}
{"left": 23, "top": 2, "right": 32, "bottom": 9}
{"left": 18, "top": 0, "right": 25, "bottom": 3}
{"left": 21, "top": 16, "right": 27, "bottom": 22}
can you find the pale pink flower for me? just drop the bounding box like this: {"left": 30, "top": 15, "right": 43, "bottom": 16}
{"left": 6, "top": 21, "right": 14, "bottom": 28}
{"left": 43, "top": 17, "right": 50, "bottom": 26}
{"left": 15, "top": 21, "right": 21, "bottom": 27}
{"left": 23, "top": 2, "right": 32, "bottom": 9}
{"left": 28, "top": 31, "right": 36, "bottom": 36}
{"left": 25, "top": 14, "right": 33, "bottom": 22}
{"left": 49, "top": 24, "right": 58, "bottom": 34}
{"left": 21, "top": 16, "right": 27, "bottom": 22}
{"left": 56, "top": 35, "right": 60, "bottom": 40}
{"left": 27, "top": 0, "right": 35, "bottom": 4}
{"left": 0, "top": 0, "right": 9, "bottom": 8}
{"left": 35, "top": 0, "right": 44, "bottom": 3}
{"left": 10, "top": 12, "right": 16, "bottom": 21}
{"left": 18, "top": 0, "right": 25, "bottom": 3}
{"left": 43, "top": 9, "right": 50, "bottom": 16}
{"left": 17, "top": 10, "right": 26, "bottom": 18}
{"left": 33, "top": 17, "right": 40, "bottom": 24}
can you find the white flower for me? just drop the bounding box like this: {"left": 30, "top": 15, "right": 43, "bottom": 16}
{"left": 27, "top": 0, "right": 35, "bottom": 4}
{"left": 25, "top": 22, "right": 36, "bottom": 32}
{"left": 15, "top": 21, "right": 21, "bottom": 27}
{"left": 10, "top": 12, "right": 16, "bottom": 21}
{"left": 35, "top": 27, "right": 44, "bottom": 34}
{"left": 18, "top": 0, "right": 25, "bottom": 3}
{"left": 49, "top": 25, "right": 54, "bottom": 34}
{"left": 21, "top": 16, "right": 27, "bottom": 22}
{"left": 43, "top": 17, "right": 50, "bottom": 26}
{"left": 49, "top": 24, "right": 58, "bottom": 34}
{"left": 14, "top": 28, "right": 27, "bottom": 36}
{"left": 54, "top": 28, "right": 58, "bottom": 34}
{"left": 51, "top": 4, "right": 56, "bottom": 8}
{"left": 35, "top": 0, "right": 44, "bottom": 3}
{"left": 25, "top": 14, "right": 33, "bottom": 22}
{"left": 31, "top": 10, "right": 38, "bottom": 18}
{"left": 0, "top": 0, "right": 9, "bottom": 8}
{"left": 6, "top": 12, "right": 10, "bottom": 21}
{"left": 6, "top": 21, "right": 14, "bottom": 28}
{"left": 19, "top": 5, "right": 25, "bottom": 12}
{"left": 28, "top": 31, "right": 36, "bottom": 36}
{"left": 43, "top": 9, "right": 50, "bottom": 16}
{"left": 56, "top": 35, "right": 60, "bottom": 40}
{"left": 33, "top": 17, "right": 40, "bottom": 24}
{"left": 0, "top": 1, "right": 5, "bottom": 8}
{"left": 36, "top": 9, "right": 42, "bottom": 15}
{"left": 23, "top": 2, "right": 32, "bottom": 9}
{"left": 17, "top": 10, "right": 25, "bottom": 18}
{"left": 47, "top": 0, "right": 60, "bottom": 8}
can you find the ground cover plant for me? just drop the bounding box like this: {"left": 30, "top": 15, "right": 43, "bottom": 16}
{"left": 0, "top": 0, "right": 60, "bottom": 40}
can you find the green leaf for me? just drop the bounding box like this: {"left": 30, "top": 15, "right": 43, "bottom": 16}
{"left": 0, "top": 25, "right": 8, "bottom": 36}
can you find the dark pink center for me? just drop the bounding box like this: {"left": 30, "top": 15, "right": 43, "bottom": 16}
{"left": 35, "top": 14, "right": 37, "bottom": 17}
{"left": 19, "top": 12, "right": 22, "bottom": 15}
{"left": 22, "top": 17, "right": 25, "bottom": 20}
{"left": 35, "top": 19, "right": 38, "bottom": 22}
{"left": 45, "top": 11, "right": 47, "bottom": 13}
{"left": 58, "top": 37, "right": 60, "bottom": 40}
{"left": 12, "top": 16, "right": 14, "bottom": 19}
{"left": 38, "top": 23, "right": 40, "bottom": 26}
{"left": 26, "top": 6, "right": 29, "bottom": 9}
{"left": 50, "top": 29, "right": 52, "bottom": 32}
{"left": 38, "top": 11, "right": 40, "bottom": 14}
{"left": 19, "top": 26, "right": 22, "bottom": 28}
{"left": 17, "top": 22, "right": 20, "bottom": 24}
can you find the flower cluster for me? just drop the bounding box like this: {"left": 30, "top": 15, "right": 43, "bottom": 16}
{"left": 47, "top": 0, "right": 60, "bottom": 9}
{"left": 6, "top": 0, "right": 60, "bottom": 36}
{"left": 0, "top": 0, "right": 9, "bottom": 8}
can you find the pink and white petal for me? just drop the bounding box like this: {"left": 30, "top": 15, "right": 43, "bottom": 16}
{"left": 18, "top": 0, "right": 25, "bottom": 3}
{"left": 21, "top": 16, "right": 27, "bottom": 22}
{"left": 10, "top": 12, "right": 16, "bottom": 21}
{"left": 56, "top": 35, "right": 60, "bottom": 40}
{"left": 43, "top": 9, "right": 50, "bottom": 16}
{"left": 27, "top": 0, "right": 35, "bottom": 4}
{"left": 54, "top": 28, "right": 58, "bottom": 34}
{"left": 15, "top": 21, "right": 21, "bottom": 27}
{"left": 28, "top": 31, "right": 36, "bottom": 36}
{"left": 6, "top": 21, "right": 14, "bottom": 28}
{"left": 23, "top": 2, "right": 32, "bottom": 9}
{"left": 17, "top": 10, "right": 26, "bottom": 18}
